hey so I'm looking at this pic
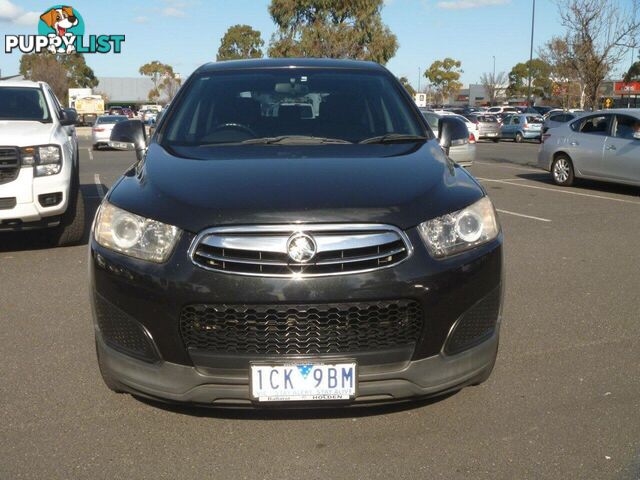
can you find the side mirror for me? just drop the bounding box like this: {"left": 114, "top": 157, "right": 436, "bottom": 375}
{"left": 60, "top": 108, "right": 78, "bottom": 126}
{"left": 438, "top": 116, "right": 469, "bottom": 155}
{"left": 109, "top": 119, "right": 147, "bottom": 161}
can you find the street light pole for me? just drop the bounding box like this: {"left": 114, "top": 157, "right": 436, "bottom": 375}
{"left": 492, "top": 56, "right": 496, "bottom": 106}
{"left": 526, "top": 0, "right": 536, "bottom": 108}
{"left": 418, "top": 67, "right": 421, "bottom": 92}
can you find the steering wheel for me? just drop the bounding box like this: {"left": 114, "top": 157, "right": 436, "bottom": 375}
{"left": 211, "top": 123, "right": 257, "bottom": 137}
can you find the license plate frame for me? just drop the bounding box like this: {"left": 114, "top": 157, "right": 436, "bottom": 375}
{"left": 250, "top": 360, "right": 358, "bottom": 403}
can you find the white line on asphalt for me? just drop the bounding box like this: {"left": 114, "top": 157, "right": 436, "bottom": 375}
{"left": 476, "top": 177, "right": 640, "bottom": 205}
{"left": 496, "top": 209, "right": 551, "bottom": 222}
{"left": 474, "top": 161, "right": 540, "bottom": 172}
{"left": 87, "top": 148, "right": 93, "bottom": 161}
{"left": 94, "top": 174, "right": 106, "bottom": 200}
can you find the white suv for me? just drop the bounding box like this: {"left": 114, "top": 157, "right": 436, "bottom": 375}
{"left": 0, "top": 80, "right": 84, "bottom": 245}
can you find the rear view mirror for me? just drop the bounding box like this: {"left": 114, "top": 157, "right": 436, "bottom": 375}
{"left": 109, "top": 120, "right": 147, "bottom": 161}
{"left": 438, "top": 116, "right": 469, "bottom": 155}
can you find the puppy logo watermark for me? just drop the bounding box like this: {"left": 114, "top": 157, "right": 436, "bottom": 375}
{"left": 5, "top": 5, "right": 125, "bottom": 54}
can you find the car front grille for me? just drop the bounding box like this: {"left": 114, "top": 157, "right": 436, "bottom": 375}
{"left": 0, "top": 197, "right": 17, "bottom": 210}
{"left": 0, "top": 147, "right": 20, "bottom": 185}
{"left": 180, "top": 300, "right": 423, "bottom": 356}
{"left": 190, "top": 224, "right": 411, "bottom": 277}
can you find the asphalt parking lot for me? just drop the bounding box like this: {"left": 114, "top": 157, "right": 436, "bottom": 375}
{"left": 1, "top": 136, "right": 639, "bottom": 479}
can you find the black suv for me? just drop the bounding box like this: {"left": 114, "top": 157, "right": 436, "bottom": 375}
{"left": 91, "top": 58, "right": 503, "bottom": 407}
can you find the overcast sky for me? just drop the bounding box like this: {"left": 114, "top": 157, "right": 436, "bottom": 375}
{"left": 0, "top": 0, "right": 636, "bottom": 86}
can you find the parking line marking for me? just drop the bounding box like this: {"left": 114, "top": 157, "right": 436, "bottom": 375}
{"left": 94, "top": 174, "right": 106, "bottom": 200}
{"left": 496, "top": 209, "right": 551, "bottom": 222}
{"left": 474, "top": 161, "right": 540, "bottom": 172}
{"left": 476, "top": 177, "right": 640, "bottom": 205}
{"left": 87, "top": 148, "right": 93, "bottom": 161}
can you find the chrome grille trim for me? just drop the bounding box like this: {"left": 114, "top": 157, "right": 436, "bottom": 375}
{"left": 188, "top": 224, "right": 413, "bottom": 277}
{"left": 0, "top": 147, "right": 20, "bottom": 186}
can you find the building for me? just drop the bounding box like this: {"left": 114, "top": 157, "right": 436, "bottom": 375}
{"left": 96, "top": 77, "right": 155, "bottom": 106}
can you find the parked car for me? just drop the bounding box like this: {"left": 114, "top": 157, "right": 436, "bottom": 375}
{"left": 0, "top": 80, "right": 84, "bottom": 245}
{"left": 94, "top": 58, "right": 504, "bottom": 407}
{"left": 467, "top": 114, "right": 501, "bottom": 142}
{"left": 421, "top": 109, "right": 476, "bottom": 166}
{"left": 486, "top": 106, "right": 519, "bottom": 116}
{"left": 500, "top": 113, "right": 544, "bottom": 142}
{"left": 538, "top": 109, "right": 640, "bottom": 187}
{"left": 543, "top": 111, "right": 583, "bottom": 132}
{"left": 91, "top": 115, "right": 129, "bottom": 149}
{"left": 532, "top": 106, "right": 557, "bottom": 116}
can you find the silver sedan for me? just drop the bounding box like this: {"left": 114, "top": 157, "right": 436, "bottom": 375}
{"left": 538, "top": 109, "right": 640, "bottom": 187}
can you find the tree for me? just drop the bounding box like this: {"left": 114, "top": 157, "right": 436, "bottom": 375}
{"left": 624, "top": 53, "right": 640, "bottom": 82}
{"left": 267, "top": 0, "right": 398, "bottom": 65}
{"left": 19, "top": 53, "right": 98, "bottom": 104}
{"left": 139, "top": 61, "right": 181, "bottom": 103}
{"left": 217, "top": 24, "right": 264, "bottom": 61}
{"left": 424, "top": 58, "right": 463, "bottom": 105}
{"left": 479, "top": 71, "right": 507, "bottom": 106}
{"left": 506, "top": 59, "right": 552, "bottom": 100}
{"left": 555, "top": 0, "right": 640, "bottom": 109}
{"left": 398, "top": 76, "right": 416, "bottom": 97}
{"left": 539, "top": 36, "right": 585, "bottom": 108}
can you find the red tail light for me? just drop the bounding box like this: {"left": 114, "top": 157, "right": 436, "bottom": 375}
{"left": 469, "top": 132, "right": 476, "bottom": 143}
{"left": 92, "top": 127, "right": 104, "bottom": 132}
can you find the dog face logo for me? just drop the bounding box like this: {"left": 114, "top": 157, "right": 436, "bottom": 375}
{"left": 40, "top": 6, "right": 79, "bottom": 36}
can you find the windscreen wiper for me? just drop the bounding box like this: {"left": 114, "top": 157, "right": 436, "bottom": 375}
{"left": 240, "top": 135, "right": 352, "bottom": 145}
{"left": 359, "top": 134, "right": 428, "bottom": 144}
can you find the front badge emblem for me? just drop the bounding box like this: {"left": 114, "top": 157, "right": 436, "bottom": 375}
{"left": 286, "top": 233, "right": 317, "bottom": 263}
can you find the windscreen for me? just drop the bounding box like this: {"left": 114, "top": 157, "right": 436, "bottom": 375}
{"left": 476, "top": 115, "right": 498, "bottom": 123}
{"left": 163, "top": 69, "right": 425, "bottom": 145}
{"left": 96, "top": 115, "right": 128, "bottom": 124}
{"left": 526, "top": 116, "right": 543, "bottom": 124}
{"left": 0, "top": 87, "right": 50, "bottom": 122}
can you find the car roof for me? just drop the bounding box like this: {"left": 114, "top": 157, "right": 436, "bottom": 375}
{"left": 196, "top": 58, "right": 385, "bottom": 73}
{"left": 0, "top": 79, "right": 43, "bottom": 88}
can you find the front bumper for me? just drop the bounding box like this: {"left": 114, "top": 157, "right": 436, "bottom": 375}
{"left": 96, "top": 330, "right": 499, "bottom": 406}
{"left": 0, "top": 166, "right": 70, "bottom": 229}
{"left": 90, "top": 228, "right": 503, "bottom": 406}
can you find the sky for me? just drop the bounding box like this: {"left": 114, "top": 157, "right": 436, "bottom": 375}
{"left": 0, "top": 0, "right": 637, "bottom": 87}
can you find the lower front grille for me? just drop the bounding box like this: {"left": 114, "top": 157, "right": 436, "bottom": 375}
{"left": 445, "top": 288, "right": 501, "bottom": 355}
{"left": 0, "top": 147, "right": 20, "bottom": 185}
{"left": 180, "top": 300, "right": 423, "bottom": 356}
{"left": 94, "top": 294, "right": 158, "bottom": 362}
{"left": 0, "top": 197, "right": 16, "bottom": 210}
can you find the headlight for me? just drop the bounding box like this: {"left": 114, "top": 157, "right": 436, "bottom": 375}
{"left": 94, "top": 201, "right": 181, "bottom": 263}
{"left": 417, "top": 196, "right": 500, "bottom": 258}
{"left": 20, "top": 145, "right": 62, "bottom": 176}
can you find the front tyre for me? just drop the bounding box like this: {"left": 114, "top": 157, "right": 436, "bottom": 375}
{"left": 51, "top": 182, "right": 85, "bottom": 246}
{"left": 551, "top": 155, "right": 575, "bottom": 186}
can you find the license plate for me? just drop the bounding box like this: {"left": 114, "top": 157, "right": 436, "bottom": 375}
{"left": 486, "top": 132, "right": 497, "bottom": 136}
{"left": 250, "top": 361, "right": 357, "bottom": 402}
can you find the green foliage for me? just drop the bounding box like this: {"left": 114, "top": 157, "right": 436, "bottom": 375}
{"left": 19, "top": 52, "right": 98, "bottom": 104}
{"left": 139, "top": 61, "right": 181, "bottom": 102}
{"left": 398, "top": 76, "right": 416, "bottom": 96}
{"left": 20, "top": 53, "right": 98, "bottom": 88}
{"left": 267, "top": 0, "right": 398, "bottom": 65}
{"left": 624, "top": 61, "right": 640, "bottom": 82}
{"left": 424, "top": 58, "right": 463, "bottom": 103}
{"left": 217, "top": 24, "right": 264, "bottom": 61}
{"left": 506, "top": 59, "right": 552, "bottom": 99}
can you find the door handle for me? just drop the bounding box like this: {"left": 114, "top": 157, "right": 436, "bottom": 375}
{"left": 570, "top": 141, "right": 579, "bottom": 146}
{"left": 605, "top": 145, "right": 617, "bottom": 151}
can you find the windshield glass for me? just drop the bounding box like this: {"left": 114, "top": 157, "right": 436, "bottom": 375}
{"left": 526, "top": 116, "right": 543, "bottom": 123}
{"left": 96, "top": 115, "right": 128, "bottom": 125}
{"left": 0, "top": 87, "right": 51, "bottom": 122}
{"left": 163, "top": 69, "right": 426, "bottom": 146}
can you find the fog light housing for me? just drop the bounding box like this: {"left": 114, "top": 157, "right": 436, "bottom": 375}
{"left": 38, "top": 192, "right": 63, "bottom": 207}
